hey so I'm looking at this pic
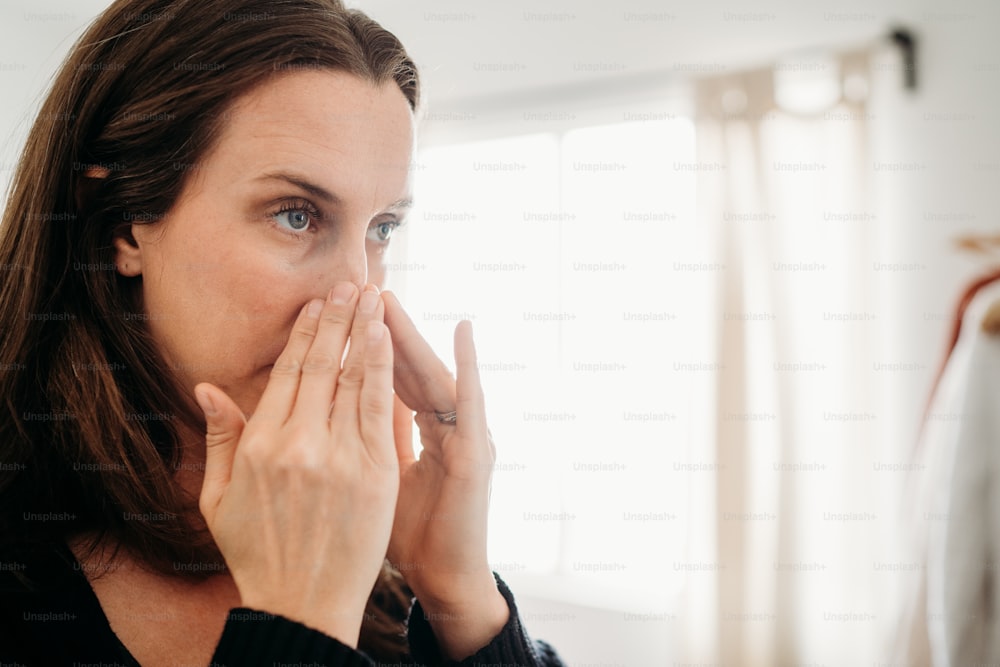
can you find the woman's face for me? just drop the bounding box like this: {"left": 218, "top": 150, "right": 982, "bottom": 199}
{"left": 115, "top": 70, "right": 415, "bottom": 417}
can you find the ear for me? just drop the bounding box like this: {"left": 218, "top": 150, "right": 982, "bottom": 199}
{"left": 113, "top": 230, "right": 143, "bottom": 277}
{"left": 81, "top": 166, "right": 143, "bottom": 278}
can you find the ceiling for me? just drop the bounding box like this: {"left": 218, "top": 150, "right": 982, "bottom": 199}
{"left": 0, "top": 0, "right": 929, "bottom": 108}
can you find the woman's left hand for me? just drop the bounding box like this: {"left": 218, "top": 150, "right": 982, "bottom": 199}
{"left": 381, "top": 291, "right": 509, "bottom": 659}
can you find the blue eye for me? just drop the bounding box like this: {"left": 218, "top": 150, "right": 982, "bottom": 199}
{"left": 367, "top": 220, "right": 401, "bottom": 243}
{"left": 274, "top": 208, "right": 312, "bottom": 232}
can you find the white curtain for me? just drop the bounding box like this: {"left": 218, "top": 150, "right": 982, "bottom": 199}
{"left": 400, "top": 44, "right": 917, "bottom": 665}
{"left": 678, "top": 50, "right": 893, "bottom": 665}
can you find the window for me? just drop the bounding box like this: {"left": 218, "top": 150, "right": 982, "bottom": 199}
{"left": 390, "top": 113, "right": 710, "bottom": 611}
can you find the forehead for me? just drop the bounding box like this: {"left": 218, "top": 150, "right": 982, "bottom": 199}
{"left": 205, "top": 69, "right": 415, "bottom": 201}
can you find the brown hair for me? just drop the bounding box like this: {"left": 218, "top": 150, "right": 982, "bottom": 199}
{"left": 0, "top": 0, "right": 418, "bottom": 657}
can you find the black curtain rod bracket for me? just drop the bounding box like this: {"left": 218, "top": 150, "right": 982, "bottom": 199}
{"left": 889, "top": 27, "right": 918, "bottom": 91}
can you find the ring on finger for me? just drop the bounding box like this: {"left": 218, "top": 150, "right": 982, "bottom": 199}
{"left": 434, "top": 409, "right": 458, "bottom": 425}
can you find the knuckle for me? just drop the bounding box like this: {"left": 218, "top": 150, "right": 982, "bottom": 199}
{"left": 234, "top": 433, "right": 269, "bottom": 460}
{"left": 301, "top": 352, "right": 338, "bottom": 373}
{"left": 204, "top": 422, "right": 230, "bottom": 439}
{"left": 338, "top": 362, "right": 364, "bottom": 385}
{"left": 270, "top": 357, "right": 302, "bottom": 377}
{"left": 289, "top": 323, "right": 318, "bottom": 342}
{"left": 364, "top": 353, "right": 393, "bottom": 372}
{"left": 360, "top": 393, "right": 390, "bottom": 416}
{"left": 264, "top": 427, "right": 325, "bottom": 470}
{"left": 274, "top": 448, "right": 324, "bottom": 473}
{"left": 320, "top": 308, "right": 353, "bottom": 328}
{"left": 282, "top": 422, "right": 319, "bottom": 447}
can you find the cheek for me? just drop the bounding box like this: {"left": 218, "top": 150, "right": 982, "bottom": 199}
{"left": 368, "top": 259, "right": 387, "bottom": 290}
{"left": 232, "top": 266, "right": 318, "bottom": 357}
{"left": 144, "top": 241, "right": 312, "bottom": 373}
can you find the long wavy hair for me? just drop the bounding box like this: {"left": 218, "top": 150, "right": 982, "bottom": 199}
{"left": 0, "top": 0, "right": 418, "bottom": 657}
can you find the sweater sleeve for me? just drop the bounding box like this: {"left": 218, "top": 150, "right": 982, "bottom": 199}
{"left": 210, "top": 607, "right": 374, "bottom": 666}
{"left": 209, "top": 575, "right": 565, "bottom": 667}
{"left": 406, "top": 574, "right": 565, "bottom": 666}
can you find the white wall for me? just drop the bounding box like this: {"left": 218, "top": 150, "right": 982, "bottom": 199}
{"left": 869, "top": 3, "right": 1000, "bottom": 451}
{"left": 0, "top": 4, "right": 98, "bottom": 200}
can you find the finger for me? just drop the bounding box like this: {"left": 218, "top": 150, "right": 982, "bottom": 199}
{"left": 291, "top": 282, "right": 359, "bottom": 422}
{"left": 454, "top": 320, "right": 489, "bottom": 448}
{"left": 381, "top": 290, "right": 456, "bottom": 412}
{"left": 194, "top": 382, "right": 247, "bottom": 523}
{"left": 355, "top": 321, "right": 396, "bottom": 466}
{"left": 334, "top": 284, "right": 385, "bottom": 405}
{"left": 253, "top": 299, "right": 324, "bottom": 425}
{"left": 393, "top": 393, "right": 416, "bottom": 467}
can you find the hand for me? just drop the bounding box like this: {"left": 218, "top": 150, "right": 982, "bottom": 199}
{"left": 194, "top": 283, "right": 398, "bottom": 648}
{"left": 382, "top": 292, "right": 509, "bottom": 659}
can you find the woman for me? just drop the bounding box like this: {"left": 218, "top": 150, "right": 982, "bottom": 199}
{"left": 0, "top": 0, "right": 564, "bottom": 665}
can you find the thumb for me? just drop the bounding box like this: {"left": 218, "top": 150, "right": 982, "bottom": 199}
{"left": 193, "top": 382, "right": 246, "bottom": 523}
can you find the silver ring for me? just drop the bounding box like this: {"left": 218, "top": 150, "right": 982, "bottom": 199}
{"left": 434, "top": 410, "right": 458, "bottom": 425}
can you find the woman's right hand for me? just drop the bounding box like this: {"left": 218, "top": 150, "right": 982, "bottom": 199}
{"left": 192, "top": 282, "right": 398, "bottom": 648}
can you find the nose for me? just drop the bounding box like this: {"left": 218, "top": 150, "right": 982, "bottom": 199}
{"left": 328, "top": 225, "right": 368, "bottom": 292}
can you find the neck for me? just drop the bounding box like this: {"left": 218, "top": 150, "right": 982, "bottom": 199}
{"left": 67, "top": 419, "right": 224, "bottom": 581}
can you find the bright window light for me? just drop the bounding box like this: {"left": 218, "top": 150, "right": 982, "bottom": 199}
{"left": 393, "top": 116, "right": 707, "bottom": 610}
{"left": 774, "top": 53, "right": 841, "bottom": 114}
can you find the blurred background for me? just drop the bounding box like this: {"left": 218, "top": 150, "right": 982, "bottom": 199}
{"left": 2, "top": 0, "right": 998, "bottom": 665}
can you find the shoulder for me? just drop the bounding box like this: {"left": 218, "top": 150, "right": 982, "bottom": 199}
{"left": 0, "top": 539, "right": 87, "bottom": 627}
{"left": 0, "top": 539, "right": 81, "bottom": 594}
{"left": 0, "top": 539, "right": 124, "bottom": 664}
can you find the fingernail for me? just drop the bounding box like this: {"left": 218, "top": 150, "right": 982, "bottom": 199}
{"left": 307, "top": 299, "right": 323, "bottom": 318}
{"left": 195, "top": 387, "right": 217, "bottom": 416}
{"left": 365, "top": 283, "right": 380, "bottom": 294}
{"left": 359, "top": 290, "right": 378, "bottom": 314}
{"left": 367, "top": 320, "right": 385, "bottom": 342}
{"left": 330, "top": 282, "right": 355, "bottom": 305}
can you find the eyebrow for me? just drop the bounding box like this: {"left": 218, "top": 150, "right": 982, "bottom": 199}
{"left": 255, "top": 171, "right": 413, "bottom": 212}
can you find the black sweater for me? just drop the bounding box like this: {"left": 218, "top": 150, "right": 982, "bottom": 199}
{"left": 0, "top": 540, "right": 564, "bottom": 666}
